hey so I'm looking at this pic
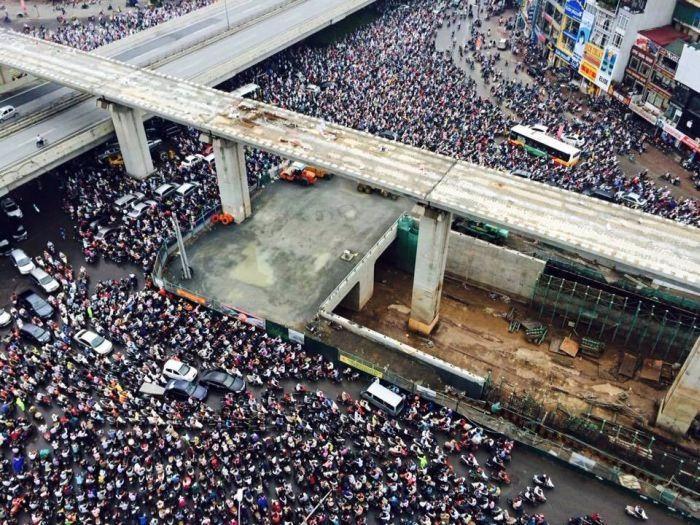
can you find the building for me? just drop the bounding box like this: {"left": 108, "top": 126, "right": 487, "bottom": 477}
{"left": 618, "top": 26, "right": 689, "bottom": 125}
{"left": 672, "top": 0, "right": 700, "bottom": 42}
{"left": 658, "top": 41, "right": 700, "bottom": 155}
{"left": 525, "top": 0, "right": 676, "bottom": 96}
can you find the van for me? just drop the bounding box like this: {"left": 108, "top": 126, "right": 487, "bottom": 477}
{"left": 497, "top": 38, "right": 509, "bottom": 50}
{"left": 361, "top": 379, "right": 406, "bottom": 416}
{"left": 0, "top": 105, "right": 17, "bottom": 122}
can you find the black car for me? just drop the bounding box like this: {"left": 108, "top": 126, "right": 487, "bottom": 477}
{"left": 0, "top": 232, "right": 10, "bottom": 255}
{"left": 19, "top": 323, "right": 51, "bottom": 345}
{"left": 164, "top": 379, "right": 208, "bottom": 401}
{"left": 199, "top": 370, "right": 246, "bottom": 394}
{"left": 17, "top": 290, "right": 54, "bottom": 319}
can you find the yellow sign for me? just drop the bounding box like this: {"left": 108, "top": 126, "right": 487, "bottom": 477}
{"left": 176, "top": 289, "right": 206, "bottom": 305}
{"left": 339, "top": 354, "right": 383, "bottom": 378}
{"left": 579, "top": 42, "right": 603, "bottom": 83}
{"left": 579, "top": 61, "right": 598, "bottom": 82}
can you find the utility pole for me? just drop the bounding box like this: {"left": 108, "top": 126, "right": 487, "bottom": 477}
{"left": 171, "top": 216, "right": 192, "bottom": 280}
{"left": 224, "top": 0, "right": 231, "bottom": 30}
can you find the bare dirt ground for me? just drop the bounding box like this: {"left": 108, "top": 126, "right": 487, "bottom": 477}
{"left": 339, "top": 262, "right": 669, "bottom": 429}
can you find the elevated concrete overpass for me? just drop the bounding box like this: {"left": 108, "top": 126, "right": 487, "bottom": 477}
{"left": 1, "top": 30, "right": 699, "bottom": 434}
{"left": 0, "top": 0, "right": 377, "bottom": 191}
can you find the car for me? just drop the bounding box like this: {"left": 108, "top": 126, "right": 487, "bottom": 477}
{"left": 562, "top": 133, "right": 585, "bottom": 148}
{"left": 29, "top": 267, "right": 61, "bottom": 293}
{"left": 9, "top": 223, "right": 27, "bottom": 242}
{"left": 587, "top": 188, "right": 616, "bottom": 203}
{"left": 19, "top": 323, "right": 52, "bottom": 345}
{"left": 1, "top": 197, "right": 22, "bottom": 219}
{"left": 175, "top": 182, "right": 200, "bottom": 199}
{"left": 510, "top": 169, "right": 532, "bottom": 179}
{"left": 162, "top": 359, "right": 198, "bottom": 382}
{"left": 496, "top": 38, "right": 509, "bottom": 50}
{"left": 199, "top": 369, "right": 246, "bottom": 394}
{"left": 179, "top": 154, "right": 205, "bottom": 169}
{"left": 154, "top": 183, "right": 177, "bottom": 201}
{"left": 74, "top": 329, "right": 113, "bottom": 355}
{"left": 0, "top": 105, "right": 17, "bottom": 122}
{"left": 113, "top": 192, "right": 144, "bottom": 212}
{"left": 10, "top": 248, "right": 35, "bottom": 274}
{"left": 147, "top": 138, "right": 163, "bottom": 151}
{"left": 164, "top": 379, "right": 208, "bottom": 402}
{"left": 0, "top": 233, "right": 11, "bottom": 255}
{"left": 619, "top": 191, "right": 647, "bottom": 208}
{"left": 0, "top": 308, "right": 11, "bottom": 327}
{"left": 95, "top": 224, "right": 121, "bottom": 241}
{"left": 125, "top": 200, "right": 157, "bottom": 220}
{"left": 203, "top": 153, "right": 216, "bottom": 166}
{"left": 17, "top": 290, "right": 54, "bottom": 319}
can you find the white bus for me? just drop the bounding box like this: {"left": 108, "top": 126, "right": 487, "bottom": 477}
{"left": 509, "top": 124, "right": 582, "bottom": 166}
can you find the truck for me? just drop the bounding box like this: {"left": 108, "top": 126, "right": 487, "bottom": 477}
{"left": 279, "top": 162, "right": 334, "bottom": 186}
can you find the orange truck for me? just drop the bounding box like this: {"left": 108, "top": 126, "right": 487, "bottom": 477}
{"left": 279, "top": 162, "right": 334, "bottom": 186}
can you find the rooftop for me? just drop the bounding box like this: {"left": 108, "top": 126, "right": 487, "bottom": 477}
{"left": 640, "top": 25, "right": 690, "bottom": 47}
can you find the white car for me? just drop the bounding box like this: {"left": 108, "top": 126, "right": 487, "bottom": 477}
{"left": 74, "top": 329, "right": 113, "bottom": 355}
{"left": 29, "top": 267, "right": 61, "bottom": 293}
{"left": 0, "top": 105, "right": 17, "bottom": 122}
{"left": 0, "top": 308, "right": 11, "bottom": 327}
{"left": 113, "top": 192, "right": 144, "bottom": 212}
{"left": 176, "top": 182, "right": 200, "bottom": 198}
{"left": 162, "top": 358, "right": 198, "bottom": 382}
{"left": 179, "top": 154, "right": 204, "bottom": 169}
{"left": 126, "top": 200, "right": 157, "bottom": 220}
{"left": 10, "top": 249, "right": 35, "bottom": 274}
{"left": 619, "top": 192, "right": 647, "bottom": 208}
{"left": 562, "top": 133, "right": 585, "bottom": 148}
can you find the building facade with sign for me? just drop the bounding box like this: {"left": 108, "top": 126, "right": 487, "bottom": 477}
{"left": 620, "top": 26, "right": 689, "bottom": 123}
{"left": 526, "top": 0, "right": 677, "bottom": 96}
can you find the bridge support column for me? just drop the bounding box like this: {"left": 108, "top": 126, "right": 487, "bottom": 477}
{"left": 103, "top": 102, "right": 154, "bottom": 179}
{"left": 212, "top": 137, "right": 251, "bottom": 222}
{"left": 657, "top": 336, "right": 700, "bottom": 435}
{"left": 409, "top": 206, "right": 451, "bottom": 335}
{"left": 341, "top": 263, "right": 375, "bottom": 312}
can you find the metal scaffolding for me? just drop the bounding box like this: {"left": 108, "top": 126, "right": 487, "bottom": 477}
{"left": 531, "top": 268, "right": 699, "bottom": 364}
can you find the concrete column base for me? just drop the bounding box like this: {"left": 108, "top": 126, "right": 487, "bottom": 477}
{"left": 103, "top": 101, "right": 154, "bottom": 179}
{"left": 212, "top": 137, "right": 251, "bottom": 222}
{"left": 656, "top": 336, "right": 700, "bottom": 436}
{"left": 408, "top": 314, "right": 439, "bottom": 335}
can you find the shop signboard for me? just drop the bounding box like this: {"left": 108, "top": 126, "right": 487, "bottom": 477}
{"left": 579, "top": 42, "right": 603, "bottom": 83}
{"left": 629, "top": 102, "right": 659, "bottom": 125}
{"left": 572, "top": 10, "right": 594, "bottom": 67}
{"left": 594, "top": 45, "right": 619, "bottom": 91}
{"left": 564, "top": 0, "right": 583, "bottom": 21}
{"left": 555, "top": 47, "right": 572, "bottom": 64}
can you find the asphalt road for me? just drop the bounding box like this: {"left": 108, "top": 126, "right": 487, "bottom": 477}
{"left": 0, "top": 0, "right": 375, "bottom": 191}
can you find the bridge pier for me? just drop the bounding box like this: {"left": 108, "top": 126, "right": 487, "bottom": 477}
{"left": 212, "top": 137, "right": 251, "bottom": 222}
{"left": 409, "top": 206, "right": 452, "bottom": 335}
{"left": 102, "top": 101, "right": 154, "bottom": 179}
{"left": 657, "top": 336, "right": 700, "bottom": 435}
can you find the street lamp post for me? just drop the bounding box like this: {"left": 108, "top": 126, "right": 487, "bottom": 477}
{"left": 224, "top": 0, "right": 230, "bottom": 30}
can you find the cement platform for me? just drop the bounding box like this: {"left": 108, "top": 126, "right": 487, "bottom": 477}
{"left": 164, "top": 178, "right": 411, "bottom": 328}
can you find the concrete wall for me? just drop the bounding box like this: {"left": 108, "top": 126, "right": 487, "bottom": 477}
{"left": 446, "top": 232, "right": 546, "bottom": 301}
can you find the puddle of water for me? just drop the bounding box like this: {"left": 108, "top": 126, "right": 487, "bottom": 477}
{"left": 230, "top": 244, "right": 275, "bottom": 287}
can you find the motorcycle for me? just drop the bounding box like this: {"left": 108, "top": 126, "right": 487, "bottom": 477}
{"left": 532, "top": 473, "right": 554, "bottom": 489}
{"left": 568, "top": 515, "right": 606, "bottom": 525}
{"left": 522, "top": 485, "right": 546, "bottom": 504}
{"left": 491, "top": 469, "right": 511, "bottom": 485}
{"left": 624, "top": 505, "right": 648, "bottom": 521}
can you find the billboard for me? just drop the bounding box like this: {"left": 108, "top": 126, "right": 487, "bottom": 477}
{"left": 579, "top": 42, "right": 604, "bottom": 83}
{"left": 675, "top": 43, "right": 700, "bottom": 93}
{"left": 565, "top": 0, "right": 584, "bottom": 21}
{"left": 572, "top": 10, "right": 595, "bottom": 67}
{"left": 594, "top": 45, "right": 619, "bottom": 91}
